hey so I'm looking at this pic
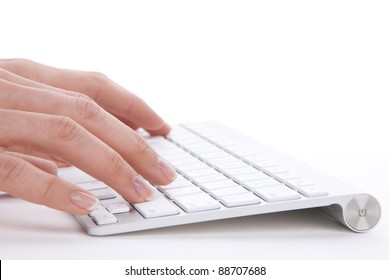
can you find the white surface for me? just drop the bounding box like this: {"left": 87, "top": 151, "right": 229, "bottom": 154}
{"left": 0, "top": 0, "right": 388, "bottom": 259}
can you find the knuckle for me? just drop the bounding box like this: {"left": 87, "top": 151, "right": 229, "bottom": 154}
{"left": 87, "top": 71, "right": 110, "bottom": 102}
{"left": 75, "top": 96, "right": 104, "bottom": 121}
{"left": 38, "top": 176, "right": 58, "bottom": 206}
{"left": 89, "top": 71, "right": 108, "bottom": 83}
{"left": 106, "top": 149, "right": 126, "bottom": 178}
{"left": 48, "top": 116, "right": 84, "bottom": 142}
{"left": 135, "top": 135, "right": 150, "bottom": 155}
{"left": 0, "top": 155, "right": 28, "bottom": 187}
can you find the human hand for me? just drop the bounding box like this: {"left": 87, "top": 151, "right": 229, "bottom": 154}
{"left": 0, "top": 59, "right": 177, "bottom": 215}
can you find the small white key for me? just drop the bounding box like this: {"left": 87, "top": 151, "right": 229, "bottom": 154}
{"left": 215, "top": 161, "right": 248, "bottom": 170}
{"left": 182, "top": 168, "right": 219, "bottom": 178}
{"left": 298, "top": 186, "right": 328, "bottom": 197}
{"left": 207, "top": 156, "right": 241, "bottom": 165}
{"left": 193, "top": 173, "right": 229, "bottom": 184}
{"left": 275, "top": 173, "right": 301, "bottom": 181}
{"left": 90, "top": 188, "right": 116, "bottom": 200}
{"left": 174, "top": 193, "right": 221, "bottom": 213}
{"left": 134, "top": 197, "right": 180, "bottom": 218}
{"left": 200, "top": 180, "right": 240, "bottom": 191}
{"left": 209, "top": 186, "right": 250, "bottom": 199}
{"left": 244, "top": 178, "right": 284, "bottom": 190}
{"left": 254, "top": 186, "right": 301, "bottom": 202}
{"left": 285, "top": 179, "right": 314, "bottom": 189}
{"left": 77, "top": 181, "right": 108, "bottom": 191}
{"left": 91, "top": 211, "right": 118, "bottom": 225}
{"left": 262, "top": 166, "right": 289, "bottom": 174}
{"left": 105, "top": 202, "right": 131, "bottom": 214}
{"left": 224, "top": 166, "right": 259, "bottom": 176}
{"left": 164, "top": 186, "right": 203, "bottom": 199}
{"left": 158, "top": 180, "right": 194, "bottom": 192}
{"left": 199, "top": 151, "right": 232, "bottom": 161}
{"left": 61, "top": 168, "right": 96, "bottom": 184}
{"left": 251, "top": 160, "right": 278, "bottom": 168}
{"left": 88, "top": 204, "right": 108, "bottom": 217}
{"left": 177, "top": 162, "right": 210, "bottom": 172}
{"left": 220, "top": 193, "right": 261, "bottom": 207}
{"left": 233, "top": 172, "right": 270, "bottom": 182}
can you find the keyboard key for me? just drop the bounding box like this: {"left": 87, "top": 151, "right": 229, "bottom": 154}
{"left": 77, "top": 181, "right": 108, "bottom": 191}
{"left": 262, "top": 166, "right": 289, "bottom": 174}
{"left": 90, "top": 189, "right": 116, "bottom": 200}
{"left": 134, "top": 197, "right": 180, "bottom": 218}
{"left": 181, "top": 168, "right": 220, "bottom": 178}
{"left": 164, "top": 186, "right": 204, "bottom": 199}
{"left": 224, "top": 166, "right": 259, "bottom": 176}
{"left": 62, "top": 168, "right": 96, "bottom": 184}
{"left": 209, "top": 186, "right": 250, "bottom": 199}
{"left": 174, "top": 193, "right": 221, "bottom": 213}
{"left": 200, "top": 180, "right": 241, "bottom": 191}
{"left": 220, "top": 193, "right": 261, "bottom": 207}
{"left": 298, "top": 186, "right": 328, "bottom": 197}
{"left": 192, "top": 173, "right": 229, "bottom": 184}
{"left": 207, "top": 156, "right": 240, "bottom": 165}
{"left": 254, "top": 186, "right": 301, "bottom": 202}
{"left": 243, "top": 178, "right": 283, "bottom": 190}
{"left": 91, "top": 211, "right": 118, "bottom": 225}
{"left": 275, "top": 173, "right": 301, "bottom": 181}
{"left": 214, "top": 161, "right": 248, "bottom": 170}
{"left": 285, "top": 179, "right": 314, "bottom": 189}
{"left": 199, "top": 151, "right": 232, "bottom": 161}
{"left": 88, "top": 204, "right": 108, "bottom": 217}
{"left": 157, "top": 180, "right": 194, "bottom": 192}
{"left": 251, "top": 160, "right": 278, "bottom": 168}
{"left": 233, "top": 172, "right": 270, "bottom": 182}
{"left": 105, "top": 202, "right": 131, "bottom": 214}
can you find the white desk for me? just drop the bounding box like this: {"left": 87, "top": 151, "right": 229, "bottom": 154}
{"left": 1, "top": 149, "right": 387, "bottom": 260}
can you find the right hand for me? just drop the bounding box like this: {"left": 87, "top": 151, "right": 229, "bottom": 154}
{"left": 0, "top": 58, "right": 177, "bottom": 215}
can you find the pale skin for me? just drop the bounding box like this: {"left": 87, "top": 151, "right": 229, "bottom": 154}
{"left": 0, "top": 58, "right": 177, "bottom": 215}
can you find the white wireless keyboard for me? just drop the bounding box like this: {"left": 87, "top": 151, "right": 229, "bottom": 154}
{"left": 58, "top": 121, "right": 381, "bottom": 236}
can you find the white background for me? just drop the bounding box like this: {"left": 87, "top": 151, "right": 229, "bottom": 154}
{"left": 0, "top": 0, "right": 388, "bottom": 260}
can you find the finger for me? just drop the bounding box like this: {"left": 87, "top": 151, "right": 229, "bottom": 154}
{"left": 0, "top": 67, "right": 67, "bottom": 94}
{"left": 3, "top": 151, "right": 58, "bottom": 175}
{"left": 0, "top": 79, "right": 176, "bottom": 185}
{"left": 0, "top": 109, "right": 156, "bottom": 203}
{"left": 0, "top": 58, "right": 171, "bottom": 135}
{"left": 0, "top": 152, "right": 98, "bottom": 215}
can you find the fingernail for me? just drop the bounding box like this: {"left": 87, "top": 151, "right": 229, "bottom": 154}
{"left": 133, "top": 176, "right": 155, "bottom": 201}
{"left": 158, "top": 157, "right": 177, "bottom": 181}
{"left": 70, "top": 191, "right": 99, "bottom": 211}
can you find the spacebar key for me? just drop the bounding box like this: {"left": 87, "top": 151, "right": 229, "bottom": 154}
{"left": 134, "top": 197, "right": 180, "bottom": 218}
